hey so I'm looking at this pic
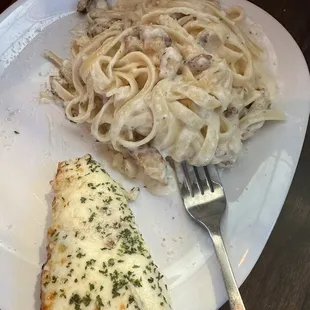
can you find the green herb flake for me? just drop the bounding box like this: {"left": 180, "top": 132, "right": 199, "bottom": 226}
{"left": 128, "top": 295, "right": 135, "bottom": 304}
{"left": 103, "top": 196, "right": 112, "bottom": 204}
{"left": 96, "top": 295, "right": 104, "bottom": 307}
{"left": 88, "top": 212, "right": 96, "bottom": 222}
{"left": 83, "top": 294, "right": 91, "bottom": 306}
{"left": 77, "top": 252, "right": 86, "bottom": 258}
{"left": 69, "top": 293, "right": 81, "bottom": 310}
{"left": 85, "top": 259, "right": 96, "bottom": 270}
{"left": 132, "top": 278, "right": 142, "bottom": 287}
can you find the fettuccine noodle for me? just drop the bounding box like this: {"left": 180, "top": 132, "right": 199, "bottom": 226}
{"left": 46, "top": 0, "right": 285, "bottom": 188}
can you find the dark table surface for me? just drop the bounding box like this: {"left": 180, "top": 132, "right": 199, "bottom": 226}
{"left": 1, "top": 0, "right": 310, "bottom": 309}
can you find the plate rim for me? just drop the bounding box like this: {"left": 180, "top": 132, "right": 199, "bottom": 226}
{"left": 0, "top": 0, "right": 309, "bottom": 309}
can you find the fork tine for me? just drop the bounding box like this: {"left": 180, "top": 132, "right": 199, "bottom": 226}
{"left": 176, "top": 162, "right": 222, "bottom": 197}
{"left": 195, "top": 166, "right": 215, "bottom": 193}
{"left": 175, "top": 162, "right": 192, "bottom": 197}
{"left": 197, "top": 166, "right": 214, "bottom": 191}
{"left": 205, "top": 165, "right": 222, "bottom": 188}
{"left": 174, "top": 162, "right": 185, "bottom": 185}
{"left": 181, "top": 161, "right": 194, "bottom": 196}
{"left": 180, "top": 181, "right": 191, "bottom": 198}
{"left": 203, "top": 166, "right": 215, "bottom": 192}
{"left": 193, "top": 166, "right": 204, "bottom": 194}
{"left": 181, "top": 161, "right": 202, "bottom": 196}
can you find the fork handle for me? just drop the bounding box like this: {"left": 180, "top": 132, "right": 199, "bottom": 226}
{"left": 208, "top": 227, "right": 246, "bottom": 310}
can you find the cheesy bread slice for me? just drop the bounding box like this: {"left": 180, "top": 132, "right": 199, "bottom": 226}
{"left": 41, "top": 155, "right": 171, "bottom": 310}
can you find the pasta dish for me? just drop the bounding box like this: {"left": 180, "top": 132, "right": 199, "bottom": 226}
{"left": 46, "top": 0, "right": 285, "bottom": 190}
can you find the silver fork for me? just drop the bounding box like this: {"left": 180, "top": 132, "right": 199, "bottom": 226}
{"left": 175, "top": 162, "right": 245, "bottom": 310}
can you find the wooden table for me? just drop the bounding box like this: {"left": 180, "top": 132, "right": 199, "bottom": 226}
{"left": 1, "top": 0, "right": 310, "bottom": 309}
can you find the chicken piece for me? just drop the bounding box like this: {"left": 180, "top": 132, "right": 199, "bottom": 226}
{"left": 159, "top": 47, "right": 182, "bottom": 79}
{"left": 77, "top": 0, "right": 107, "bottom": 13}
{"left": 140, "top": 26, "right": 172, "bottom": 54}
{"left": 77, "top": 0, "right": 93, "bottom": 12}
{"left": 123, "top": 28, "right": 142, "bottom": 53}
{"left": 124, "top": 35, "right": 143, "bottom": 52}
{"left": 132, "top": 148, "right": 168, "bottom": 184}
{"left": 89, "top": 0, "right": 108, "bottom": 10}
{"left": 185, "top": 54, "right": 212, "bottom": 75}
{"left": 223, "top": 106, "right": 238, "bottom": 118}
{"left": 112, "top": 152, "right": 139, "bottom": 179}
{"left": 170, "top": 12, "right": 186, "bottom": 20}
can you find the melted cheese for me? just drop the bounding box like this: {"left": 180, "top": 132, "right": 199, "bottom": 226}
{"left": 41, "top": 155, "right": 171, "bottom": 310}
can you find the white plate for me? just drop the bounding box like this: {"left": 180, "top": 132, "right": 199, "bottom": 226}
{"left": 0, "top": 0, "right": 309, "bottom": 309}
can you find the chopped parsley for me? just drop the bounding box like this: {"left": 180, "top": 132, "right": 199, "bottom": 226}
{"left": 76, "top": 252, "right": 86, "bottom": 258}
{"left": 96, "top": 295, "right": 104, "bottom": 307}
{"left": 82, "top": 294, "right": 91, "bottom": 306}
{"left": 128, "top": 295, "right": 135, "bottom": 304}
{"left": 85, "top": 259, "right": 96, "bottom": 270}
{"left": 88, "top": 212, "right": 96, "bottom": 222}
{"left": 69, "top": 293, "right": 92, "bottom": 309}
{"left": 108, "top": 258, "right": 115, "bottom": 267}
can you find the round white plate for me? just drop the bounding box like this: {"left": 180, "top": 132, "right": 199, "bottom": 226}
{"left": 0, "top": 0, "right": 309, "bottom": 309}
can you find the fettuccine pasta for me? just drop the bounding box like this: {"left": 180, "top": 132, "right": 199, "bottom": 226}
{"left": 46, "top": 0, "right": 285, "bottom": 189}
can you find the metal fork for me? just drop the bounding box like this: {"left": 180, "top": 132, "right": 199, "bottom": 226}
{"left": 175, "top": 162, "right": 246, "bottom": 310}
